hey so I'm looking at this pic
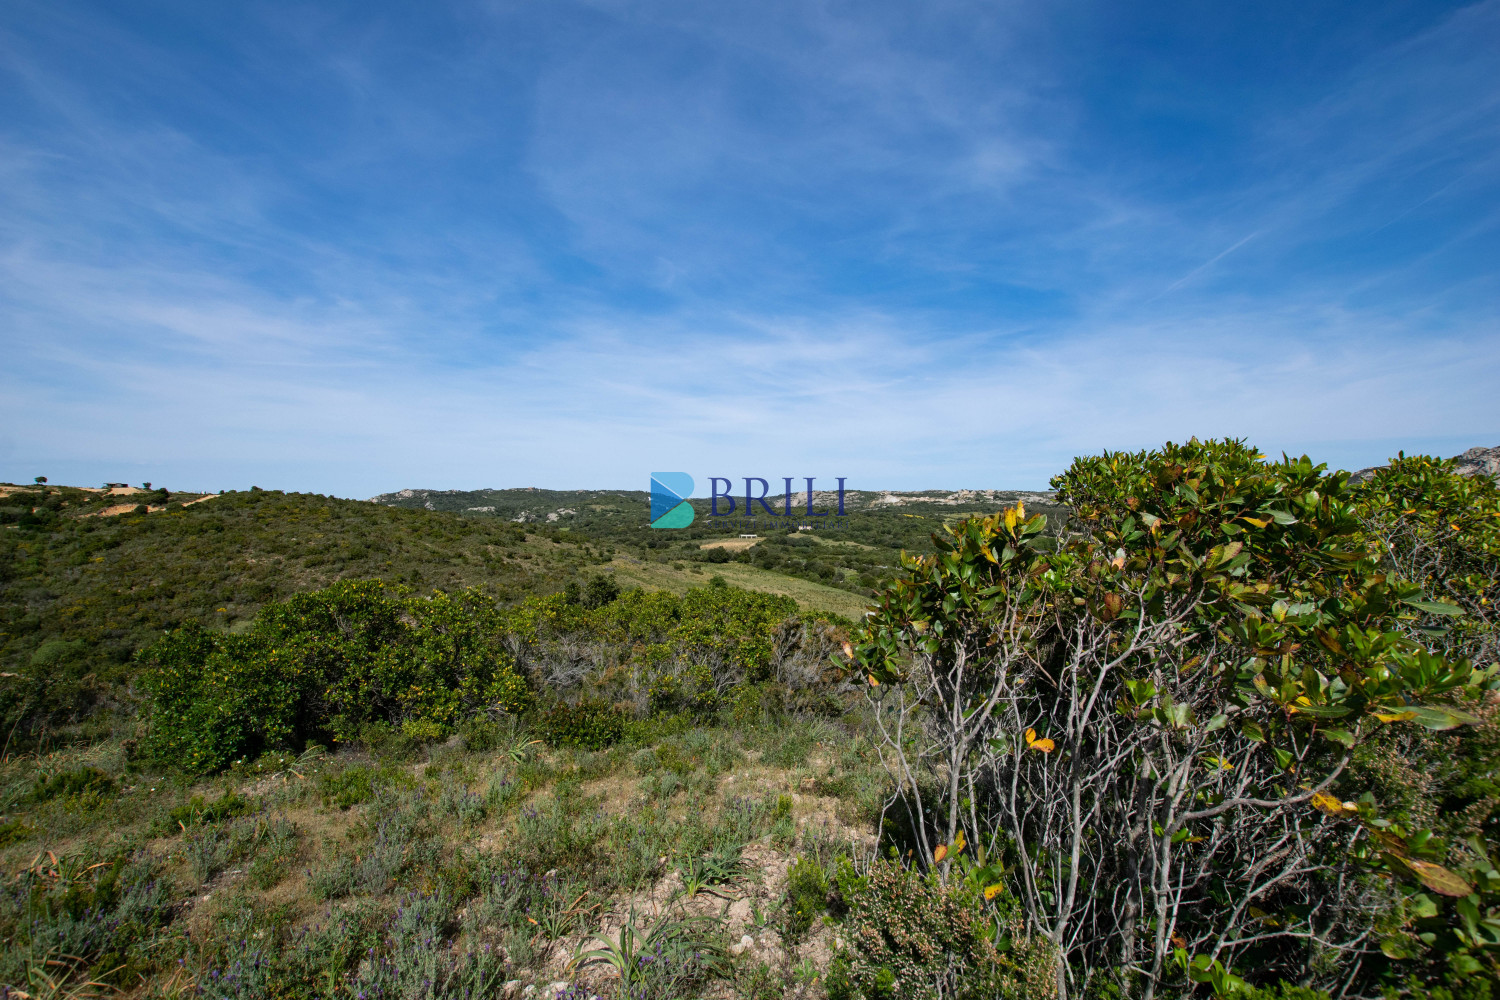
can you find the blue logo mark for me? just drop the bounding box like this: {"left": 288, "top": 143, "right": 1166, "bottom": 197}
{"left": 650, "top": 472, "right": 695, "bottom": 529}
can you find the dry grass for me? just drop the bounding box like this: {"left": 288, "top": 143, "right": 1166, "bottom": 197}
{"left": 699, "top": 537, "right": 763, "bottom": 551}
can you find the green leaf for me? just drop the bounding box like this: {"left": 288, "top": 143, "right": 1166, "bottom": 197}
{"left": 1291, "top": 703, "right": 1350, "bottom": 718}
{"left": 1402, "top": 704, "right": 1486, "bottom": 730}
{"left": 1321, "top": 728, "right": 1355, "bottom": 748}
{"left": 1383, "top": 854, "right": 1474, "bottom": 897}
{"left": 1401, "top": 598, "right": 1463, "bottom": 617}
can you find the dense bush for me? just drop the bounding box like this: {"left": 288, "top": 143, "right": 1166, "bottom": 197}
{"left": 139, "top": 581, "right": 533, "bottom": 772}
{"left": 537, "top": 699, "right": 627, "bottom": 749}
{"left": 852, "top": 439, "right": 1499, "bottom": 997}
{"left": 825, "top": 859, "right": 1056, "bottom": 1000}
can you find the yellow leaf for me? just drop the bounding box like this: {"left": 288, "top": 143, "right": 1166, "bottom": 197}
{"left": 953, "top": 831, "right": 966, "bottom": 855}
{"left": 933, "top": 844, "right": 948, "bottom": 863}
{"left": 840, "top": 641, "right": 854, "bottom": 659}
{"left": 1310, "top": 791, "right": 1350, "bottom": 816}
{"left": 984, "top": 883, "right": 1003, "bottom": 900}
{"left": 1025, "top": 727, "right": 1037, "bottom": 745}
{"left": 1031, "top": 738, "right": 1055, "bottom": 753}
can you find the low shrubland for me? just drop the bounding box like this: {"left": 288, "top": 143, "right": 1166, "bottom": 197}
{"left": 0, "top": 441, "right": 1496, "bottom": 999}
{"left": 0, "top": 488, "right": 607, "bottom": 749}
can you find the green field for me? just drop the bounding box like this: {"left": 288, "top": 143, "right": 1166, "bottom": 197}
{"left": 606, "top": 554, "right": 871, "bottom": 620}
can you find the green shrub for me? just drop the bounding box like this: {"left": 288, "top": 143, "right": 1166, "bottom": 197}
{"left": 164, "top": 790, "right": 253, "bottom": 830}
{"left": 24, "top": 766, "right": 116, "bottom": 804}
{"left": 760, "top": 727, "right": 816, "bottom": 768}
{"left": 825, "top": 860, "right": 1056, "bottom": 1000}
{"left": 458, "top": 717, "right": 504, "bottom": 752}
{"left": 138, "top": 582, "right": 533, "bottom": 773}
{"left": 647, "top": 661, "right": 721, "bottom": 717}
{"left": 318, "top": 765, "right": 382, "bottom": 809}
{"left": 0, "top": 817, "right": 34, "bottom": 846}
{"left": 784, "top": 855, "right": 830, "bottom": 940}
{"left": 538, "top": 700, "right": 626, "bottom": 750}
{"left": 182, "top": 814, "right": 296, "bottom": 888}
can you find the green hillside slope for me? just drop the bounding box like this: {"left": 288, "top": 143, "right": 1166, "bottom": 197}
{"left": 369, "top": 485, "right": 1069, "bottom": 599}
{"left": 0, "top": 487, "right": 612, "bottom": 740}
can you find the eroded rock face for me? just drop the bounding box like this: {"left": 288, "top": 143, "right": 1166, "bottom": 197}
{"left": 1451, "top": 446, "right": 1500, "bottom": 480}
{"left": 1351, "top": 445, "right": 1500, "bottom": 482}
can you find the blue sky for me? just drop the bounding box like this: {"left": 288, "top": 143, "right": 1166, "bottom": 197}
{"left": 1, "top": 0, "right": 1496, "bottom": 495}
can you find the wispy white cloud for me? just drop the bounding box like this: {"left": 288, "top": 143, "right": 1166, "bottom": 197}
{"left": 0, "top": 0, "right": 1496, "bottom": 495}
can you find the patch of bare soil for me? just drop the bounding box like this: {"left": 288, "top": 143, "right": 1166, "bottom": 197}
{"left": 699, "top": 537, "right": 761, "bottom": 551}
{"left": 94, "top": 504, "right": 148, "bottom": 517}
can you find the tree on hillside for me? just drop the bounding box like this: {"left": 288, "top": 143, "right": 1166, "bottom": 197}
{"left": 33, "top": 476, "right": 46, "bottom": 484}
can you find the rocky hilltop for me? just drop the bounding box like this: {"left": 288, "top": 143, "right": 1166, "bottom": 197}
{"left": 1352, "top": 445, "right": 1500, "bottom": 483}
{"left": 1451, "top": 445, "right": 1500, "bottom": 479}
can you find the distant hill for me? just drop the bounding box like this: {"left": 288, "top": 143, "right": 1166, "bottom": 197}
{"left": 367, "top": 485, "right": 1059, "bottom": 523}
{"left": 364, "top": 485, "right": 1071, "bottom": 613}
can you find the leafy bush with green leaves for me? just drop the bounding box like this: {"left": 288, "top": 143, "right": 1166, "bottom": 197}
{"left": 139, "top": 581, "right": 533, "bottom": 772}
{"left": 851, "top": 438, "right": 1498, "bottom": 997}
{"left": 538, "top": 699, "right": 626, "bottom": 749}
{"left": 825, "top": 859, "right": 1055, "bottom": 1000}
{"left": 1352, "top": 452, "right": 1500, "bottom": 666}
